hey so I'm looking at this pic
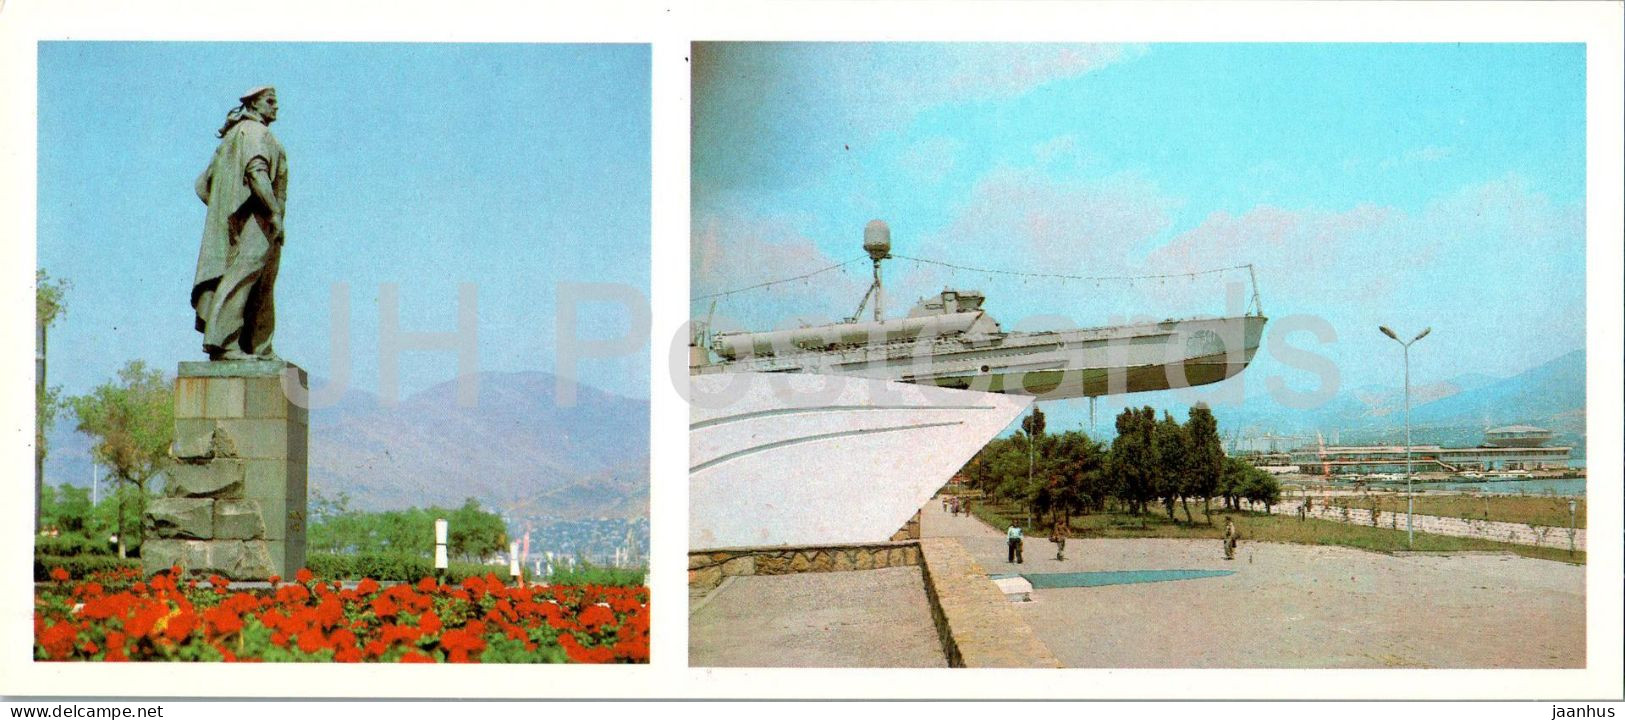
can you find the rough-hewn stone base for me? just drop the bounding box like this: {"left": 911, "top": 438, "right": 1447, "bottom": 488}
{"left": 688, "top": 541, "right": 922, "bottom": 598}
{"left": 143, "top": 361, "right": 307, "bottom": 579}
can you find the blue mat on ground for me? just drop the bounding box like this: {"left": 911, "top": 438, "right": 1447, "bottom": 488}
{"left": 988, "top": 569, "right": 1235, "bottom": 589}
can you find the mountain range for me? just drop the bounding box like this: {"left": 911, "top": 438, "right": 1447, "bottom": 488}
{"left": 44, "top": 371, "right": 650, "bottom": 520}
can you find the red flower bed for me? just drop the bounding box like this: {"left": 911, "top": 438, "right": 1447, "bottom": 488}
{"left": 34, "top": 565, "right": 649, "bottom": 663}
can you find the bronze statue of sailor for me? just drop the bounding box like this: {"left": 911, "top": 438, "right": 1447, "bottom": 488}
{"left": 191, "top": 85, "right": 288, "bottom": 361}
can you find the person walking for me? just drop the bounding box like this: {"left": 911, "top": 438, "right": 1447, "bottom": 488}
{"left": 1006, "top": 523, "right": 1024, "bottom": 564}
{"left": 1222, "top": 517, "right": 1237, "bottom": 560}
{"left": 1050, "top": 515, "right": 1069, "bottom": 561}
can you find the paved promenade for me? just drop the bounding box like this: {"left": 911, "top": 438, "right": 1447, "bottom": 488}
{"left": 922, "top": 505, "right": 1584, "bottom": 668}
{"left": 689, "top": 565, "right": 947, "bottom": 667}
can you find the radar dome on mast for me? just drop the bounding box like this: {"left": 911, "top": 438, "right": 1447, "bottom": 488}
{"left": 863, "top": 220, "right": 891, "bottom": 261}
{"left": 857, "top": 220, "right": 892, "bottom": 321}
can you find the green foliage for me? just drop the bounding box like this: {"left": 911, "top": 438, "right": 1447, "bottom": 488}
{"left": 71, "top": 361, "right": 173, "bottom": 489}
{"left": 1241, "top": 468, "right": 1283, "bottom": 511}
{"left": 963, "top": 433, "right": 1033, "bottom": 502}
{"left": 36, "top": 269, "right": 71, "bottom": 329}
{"left": 1038, "top": 430, "right": 1109, "bottom": 520}
{"left": 70, "top": 361, "right": 173, "bottom": 556}
{"left": 36, "top": 270, "right": 72, "bottom": 532}
{"left": 40, "top": 482, "right": 144, "bottom": 556}
{"left": 37, "top": 385, "right": 63, "bottom": 465}
{"left": 307, "top": 495, "right": 508, "bottom": 561}
{"left": 1108, "top": 407, "right": 1159, "bottom": 515}
{"left": 35, "top": 533, "right": 107, "bottom": 557}
{"left": 961, "top": 405, "right": 1267, "bottom": 527}
{"left": 1185, "top": 405, "right": 1224, "bottom": 521}
{"left": 479, "top": 632, "right": 569, "bottom": 664}
{"left": 304, "top": 552, "right": 496, "bottom": 582}
{"left": 33, "top": 555, "right": 141, "bottom": 582}
{"left": 961, "top": 406, "right": 1288, "bottom": 528}
{"left": 40, "top": 484, "right": 96, "bottom": 536}
{"left": 448, "top": 497, "right": 508, "bottom": 561}
{"left": 1218, "top": 456, "right": 1248, "bottom": 510}
{"left": 1152, "top": 411, "right": 1188, "bottom": 520}
{"left": 546, "top": 561, "right": 646, "bottom": 588}
{"left": 1020, "top": 406, "right": 1046, "bottom": 438}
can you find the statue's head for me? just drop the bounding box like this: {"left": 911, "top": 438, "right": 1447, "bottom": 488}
{"left": 240, "top": 86, "right": 278, "bottom": 124}
{"left": 218, "top": 85, "right": 279, "bottom": 138}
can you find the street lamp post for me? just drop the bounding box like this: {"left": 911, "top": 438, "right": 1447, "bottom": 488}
{"left": 1379, "top": 325, "right": 1431, "bottom": 549}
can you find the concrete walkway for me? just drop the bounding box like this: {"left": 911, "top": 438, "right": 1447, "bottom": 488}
{"left": 921, "top": 503, "right": 1584, "bottom": 668}
{"left": 689, "top": 565, "right": 947, "bottom": 668}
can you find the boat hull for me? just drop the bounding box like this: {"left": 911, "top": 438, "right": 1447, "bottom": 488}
{"left": 690, "top": 372, "right": 1031, "bottom": 549}
{"left": 696, "top": 315, "right": 1266, "bottom": 400}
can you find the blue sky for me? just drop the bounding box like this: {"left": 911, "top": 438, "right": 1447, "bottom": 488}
{"left": 39, "top": 42, "right": 650, "bottom": 401}
{"left": 692, "top": 43, "right": 1586, "bottom": 430}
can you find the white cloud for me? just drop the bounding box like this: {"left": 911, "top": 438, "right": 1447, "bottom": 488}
{"left": 1143, "top": 173, "right": 1584, "bottom": 382}
{"left": 936, "top": 44, "right": 1147, "bottom": 102}
{"left": 1378, "top": 144, "right": 1457, "bottom": 170}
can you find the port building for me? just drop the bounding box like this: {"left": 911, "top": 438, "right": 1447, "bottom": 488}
{"left": 1286, "top": 426, "right": 1572, "bottom": 476}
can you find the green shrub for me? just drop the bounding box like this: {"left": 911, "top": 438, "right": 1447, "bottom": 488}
{"left": 34, "top": 554, "right": 141, "bottom": 582}
{"left": 547, "top": 562, "right": 645, "bottom": 587}
{"left": 303, "top": 552, "right": 506, "bottom": 583}
{"left": 303, "top": 552, "right": 352, "bottom": 580}
{"left": 35, "top": 533, "right": 110, "bottom": 557}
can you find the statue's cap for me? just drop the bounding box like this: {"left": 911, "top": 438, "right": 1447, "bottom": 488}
{"left": 239, "top": 85, "right": 276, "bottom": 102}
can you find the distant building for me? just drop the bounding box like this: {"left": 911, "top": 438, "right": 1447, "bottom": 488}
{"left": 1482, "top": 425, "right": 1555, "bottom": 448}
{"left": 1288, "top": 426, "right": 1571, "bottom": 475}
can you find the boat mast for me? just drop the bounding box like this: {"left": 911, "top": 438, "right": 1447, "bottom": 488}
{"left": 1248, "top": 263, "right": 1263, "bottom": 317}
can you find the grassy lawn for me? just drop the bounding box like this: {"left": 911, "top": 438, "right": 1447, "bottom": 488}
{"left": 1325, "top": 494, "right": 1585, "bottom": 529}
{"left": 964, "top": 497, "right": 1584, "bottom": 565}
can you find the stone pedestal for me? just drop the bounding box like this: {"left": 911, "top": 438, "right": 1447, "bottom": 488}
{"left": 142, "top": 360, "right": 308, "bottom": 579}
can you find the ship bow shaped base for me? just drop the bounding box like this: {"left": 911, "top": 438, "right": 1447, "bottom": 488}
{"left": 690, "top": 372, "right": 1032, "bottom": 550}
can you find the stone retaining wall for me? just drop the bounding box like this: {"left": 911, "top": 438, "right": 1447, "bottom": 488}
{"left": 688, "top": 542, "right": 923, "bottom": 597}
{"left": 917, "top": 537, "right": 1060, "bottom": 668}
{"left": 1260, "top": 500, "right": 1586, "bottom": 551}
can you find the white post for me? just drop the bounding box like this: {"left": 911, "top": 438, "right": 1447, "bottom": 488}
{"left": 434, "top": 518, "right": 449, "bottom": 572}
{"left": 509, "top": 540, "right": 521, "bottom": 582}
{"left": 1568, "top": 499, "right": 1577, "bottom": 556}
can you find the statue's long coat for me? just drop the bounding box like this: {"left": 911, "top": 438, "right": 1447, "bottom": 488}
{"left": 191, "top": 118, "right": 287, "bottom": 334}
